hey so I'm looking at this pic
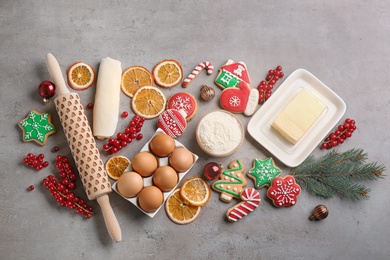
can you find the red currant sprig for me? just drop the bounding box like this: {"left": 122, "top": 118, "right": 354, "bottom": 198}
{"left": 55, "top": 155, "right": 77, "bottom": 190}
{"left": 23, "top": 153, "right": 49, "bottom": 170}
{"left": 103, "top": 115, "right": 145, "bottom": 155}
{"left": 42, "top": 175, "right": 93, "bottom": 218}
{"left": 321, "top": 118, "right": 357, "bottom": 149}
{"left": 257, "top": 65, "right": 284, "bottom": 104}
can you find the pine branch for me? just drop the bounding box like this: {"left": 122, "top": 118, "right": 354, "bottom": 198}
{"left": 290, "top": 148, "right": 386, "bottom": 200}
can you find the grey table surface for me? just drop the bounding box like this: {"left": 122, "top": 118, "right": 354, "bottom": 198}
{"left": 1, "top": 1, "right": 389, "bottom": 259}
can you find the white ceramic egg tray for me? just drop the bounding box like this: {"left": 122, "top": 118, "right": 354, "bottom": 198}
{"left": 112, "top": 128, "right": 198, "bottom": 218}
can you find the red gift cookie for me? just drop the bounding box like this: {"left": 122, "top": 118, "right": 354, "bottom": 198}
{"left": 167, "top": 92, "right": 198, "bottom": 121}
{"left": 158, "top": 109, "right": 187, "bottom": 138}
{"left": 267, "top": 175, "right": 301, "bottom": 207}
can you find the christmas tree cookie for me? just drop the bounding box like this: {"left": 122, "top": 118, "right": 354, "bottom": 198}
{"left": 247, "top": 158, "right": 281, "bottom": 189}
{"left": 215, "top": 60, "right": 251, "bottom": 90}
{"left": 212, "top": 159, "right": 247, "bottom": 202}
{"left": 18, "top": 110, "right": 56, "bottom": 146}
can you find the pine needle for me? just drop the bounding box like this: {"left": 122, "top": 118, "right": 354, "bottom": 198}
{"left": 290, "top": 148, "right": 386, "bottom": 200}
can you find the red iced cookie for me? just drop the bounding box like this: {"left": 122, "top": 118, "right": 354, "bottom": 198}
{"left": 220, "top": 81, "right": 259, "bottom": 116}
{"left": 267, "top": 175, "right": 301, "bottom": 207}
{"left": 167, "top": 92, "right": 198, "bottom": 121}
{"left": 158, "top": 109, "right": 187, "bottom": 138}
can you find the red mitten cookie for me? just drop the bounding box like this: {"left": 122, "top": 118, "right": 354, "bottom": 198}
{"left": 158, "top": 109, "right": 187, "bottom": 138}
{"left": 167, "top": 92, "right": 198, "bottom": 121}
{"left": 226, "top": 188, "right": 261, "bottom": 222}
{"left": 220, "top": 81, "right": 258, "bottom": 116}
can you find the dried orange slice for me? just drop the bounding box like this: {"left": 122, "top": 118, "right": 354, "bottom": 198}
{"left": 165, "top": 188, "right": 201, "bottom": 224}
{"left": 180, "top": 177, "right": 210, "bottom": 206}
{"left": 152, "top": 60, "right": 183, "bottom": 88}
{"left": 121, "top": 66, "right": 154, "bottom": 98}
{"left": 67, "top": 62, "right": 95, "bottom": 90}
{"left": 105, "top": 155, "right": 131, "bottom": 180}
{"left": 131, "top": 86, "right": 166, "bottom": 119}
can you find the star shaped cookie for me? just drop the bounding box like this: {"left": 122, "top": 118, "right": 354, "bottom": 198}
{"left": 18, "top": 110, "right": 56, "bottom": 146}
{"left": 247, "top": 158, "right": 281, "bottom": 189}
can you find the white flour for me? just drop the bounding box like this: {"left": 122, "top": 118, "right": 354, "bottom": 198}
{"left": 197, "top": 111, "right": 243, "bottom": 155}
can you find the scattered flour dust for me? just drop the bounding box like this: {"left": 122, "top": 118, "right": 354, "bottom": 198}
{"left": 197, "top": 111, "right": 243, "bottom": 155}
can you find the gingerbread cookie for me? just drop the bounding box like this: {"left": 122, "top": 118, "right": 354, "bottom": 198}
{"left": 226, "top": 188, "right": 261, "bottom": 222}
{"left": 219, "top": 81, "right": 258, "bottom": 116}
{"left": 267, "top": 175, "right": 301, "bottom": 207}
{"left": 212, "top": 159, "right": 247, "bottom": 202}
{"left": 167, "top": 92, "right": 198, "bottom": 121}
{"left": 157, "top": 109, "right": 187, "bottom": 138}
{"left": 18, "top": 110, "right": 56, "bottom": 146}
{"left": 247, "top": 158, "right": 281, "bottom": 189}
{"left": 215, "top": 60, "right": 251, "bottom": 89}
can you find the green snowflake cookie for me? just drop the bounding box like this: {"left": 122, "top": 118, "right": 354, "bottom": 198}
{"left": 247, "top": 158, "right": 281, "bottom": 189}
{"left": 18, "top": 110, "right": 56, "bottom": 146}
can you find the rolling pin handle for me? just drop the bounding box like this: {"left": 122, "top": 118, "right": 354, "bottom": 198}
{"left": 97, "top": 195, "right": 122, "bottom": 242}
{"left": 46, "top": 53, "right": 70, "bottom": 95}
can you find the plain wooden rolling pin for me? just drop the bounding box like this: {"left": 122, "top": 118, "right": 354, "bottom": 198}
{"left": 46, "top": 53, "right": 122, "bottom": 242}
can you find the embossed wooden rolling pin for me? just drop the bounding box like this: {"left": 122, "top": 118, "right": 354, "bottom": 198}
{"left": 46, "top": 53, "right": 122, "bottom": 242}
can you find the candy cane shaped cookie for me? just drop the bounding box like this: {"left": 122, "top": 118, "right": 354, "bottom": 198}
{"left": 182, "top": 61, "right": 214, "bottom": 87}
{"left": 226, "top": 188, "right": 261, "bottom": 222}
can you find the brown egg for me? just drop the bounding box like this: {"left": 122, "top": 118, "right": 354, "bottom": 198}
{"left": 138, "top": 186, "right": 164, "bottom": 213}
{"left": 116, "top": 171, "right": 144, "bottom": 198}
{"left": 131, "top": 151, "right": 158, "bottom": 177}
{"left": 149, "top": 133, "right": 175, "bottom": 157}
{"left": 152, "top": 166, "right": 178, "bottom": 192}
{"left": 169, "top": 147, "right": 194, "bottom": 172}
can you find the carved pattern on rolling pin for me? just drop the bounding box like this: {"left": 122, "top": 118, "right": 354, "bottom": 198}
{"left": 55, "top": 93, "right": 111, "bottom": 200}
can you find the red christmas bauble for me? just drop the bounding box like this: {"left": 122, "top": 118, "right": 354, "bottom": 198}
{"left": 38, "top": 81, "right": 56, "bottom": 101}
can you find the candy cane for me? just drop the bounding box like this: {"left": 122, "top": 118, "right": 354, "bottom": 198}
{"left": 182, "top": 61, "right": 214, "bottom": 88}
{"left": 226, "top": 188, "right": 260, "bottom": 222}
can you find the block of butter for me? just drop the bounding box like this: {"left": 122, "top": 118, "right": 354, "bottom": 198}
{"left": 272, "top": 89, "right": 326, "bottom": 144}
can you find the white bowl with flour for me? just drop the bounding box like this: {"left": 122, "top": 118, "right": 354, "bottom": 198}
{"left": 196, "top": 110, "right": 244, "bottom": 157}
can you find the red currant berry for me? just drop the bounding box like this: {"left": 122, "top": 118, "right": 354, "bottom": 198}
{"left": 136, "top": 134, "right": 143, "bottom": 140}
{"left": 121, "top": 111, "right": 129, "bottom": 118}
{"left": 28, "top": 185, "right": 34, "bottom": 191}
{"left": 103, "top": 144, "right": 110, "bottom": 151}
{"left": 52, "top": 146, "right": 59, "bottom": 152}
{"left": 86, "top": 103, "right": 94, "bottom": 110}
